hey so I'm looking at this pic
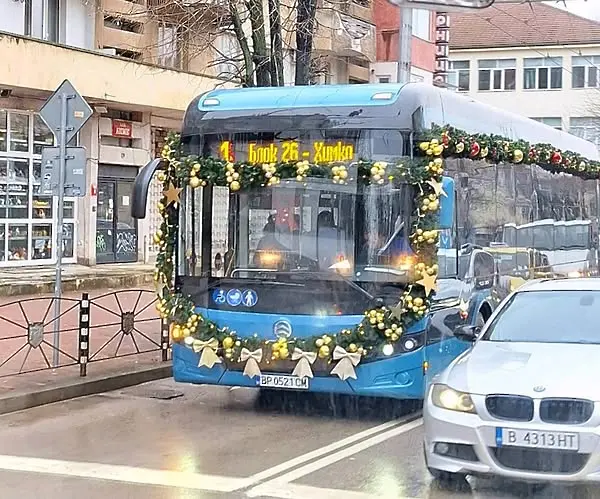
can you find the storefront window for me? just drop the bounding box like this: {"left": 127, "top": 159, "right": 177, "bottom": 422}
{"left": 9, "top": 113, "right": 29, "bottom": 153}
{"left": 0, "top": 111, "right": 6, "bottom": 152}
{"left": 33, "top": 115, "right": 54, "bottom": 155}
{"left": 0, "top": 109, "right": 77, "bottom": 265}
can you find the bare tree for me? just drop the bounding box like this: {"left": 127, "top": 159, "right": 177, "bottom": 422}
{"left": 97, "top": 0, "right": 359, "bottom": 87}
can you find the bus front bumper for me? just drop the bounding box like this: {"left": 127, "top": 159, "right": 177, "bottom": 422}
{"left": 172, "top": 342, "right": 426, "bottom": 400}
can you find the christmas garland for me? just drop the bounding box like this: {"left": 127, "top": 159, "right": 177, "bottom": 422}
{"left": 153, "top": 124, "right": 599, "bottom": 381}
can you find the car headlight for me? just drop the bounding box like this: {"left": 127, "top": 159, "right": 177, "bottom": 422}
{"left": 431, "top": 384, "right": 476, "bottom": 414}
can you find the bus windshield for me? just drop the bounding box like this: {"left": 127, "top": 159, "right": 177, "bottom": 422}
{"left": 224, "top": 179, "right": 414, "bottom": 281}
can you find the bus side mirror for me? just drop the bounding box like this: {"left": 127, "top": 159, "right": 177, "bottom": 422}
{"left": 131, "top": 158, "right": 168, "bottom": 219}
{"left": 454, "top": 324, "right": 480, "bottom": 342}
{"left": 438, "top": 177, "right": 455, "bottom": 230}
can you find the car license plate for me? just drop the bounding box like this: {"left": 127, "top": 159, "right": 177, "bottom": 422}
{"left": 259, "top": 374, "right": 309, "bottom": 390}
{"left": 496, "top": 428, "right": 579, "bottom": 451}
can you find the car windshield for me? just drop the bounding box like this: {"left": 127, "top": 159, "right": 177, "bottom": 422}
{"left": 482, "top": 290, "right": 600, "bottom": 344}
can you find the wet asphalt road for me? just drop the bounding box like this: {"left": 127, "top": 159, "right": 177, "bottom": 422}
{"left": 0, "top": 379, "right": 598, "bottom": 499}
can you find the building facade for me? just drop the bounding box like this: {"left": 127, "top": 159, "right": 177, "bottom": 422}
{"left": 370, "top": 0, "right": 436, "bottom": 84}
{"left": 0, "top": 0, "right": 376, "bottom": 268}
{"left": 448, "top": 3, "right": 600, "bottom": 149}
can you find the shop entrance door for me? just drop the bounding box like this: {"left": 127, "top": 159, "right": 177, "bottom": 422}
{"left": 96, "top": 179, "right": 138, "bottom": 263}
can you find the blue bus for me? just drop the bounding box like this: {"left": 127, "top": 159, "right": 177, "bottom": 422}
{"left": 131, "top": 83, "right": 496, "bottom": 400}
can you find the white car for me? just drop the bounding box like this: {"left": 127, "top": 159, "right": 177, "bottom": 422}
{"left": 424, "top": 278, "right": 600, "bottom": 486}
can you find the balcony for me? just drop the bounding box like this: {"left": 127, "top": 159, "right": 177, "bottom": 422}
{"left": 0, "top": 32, "right": 229, "bottom": 112}
{"left": 314, "top": 9, "right": 375, "bottom": 62}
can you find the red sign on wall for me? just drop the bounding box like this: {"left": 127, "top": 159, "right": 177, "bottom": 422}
{"left": 112, "top": 119, "right": 133, "bottom": 138}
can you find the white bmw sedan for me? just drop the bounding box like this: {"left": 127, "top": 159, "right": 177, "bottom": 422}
{"left": 424, "top": 278, "right": 600, "bottom": 486}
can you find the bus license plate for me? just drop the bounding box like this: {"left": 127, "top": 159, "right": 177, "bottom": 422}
{"left": 259, "top": 374, "right": 309, "bottom": 390}
{"left": 496, "top": 428, "right": 579, "bottom": 451}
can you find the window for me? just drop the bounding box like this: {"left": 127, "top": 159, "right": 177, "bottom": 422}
{"left": 378, "top": 76, "right": 391, "bottom": 84}
{"left": 0, "top": 109, "right": 77, "bottom": 264}
{"left": 157, "top": 23, "right": 180, "bottom": 68}
{"left": 531, "top": 117, "right": 562, "bottom": 130}
{"left": 412, "top": 9, "right": 430, "bottom": 41}
{"left": 523, "top": 57, "right": 563, "bottom": 90}
{"left": 477, "top": 59, "right": 516, "bottom": 91}
{"left": 569, "top": 117, "right": 600, "bottom": 149}
{"left": 572, "top": 56, "right": 600, "bottom": 89}
{"left": 448, "top": 60, "right": 470, "bottom": 91}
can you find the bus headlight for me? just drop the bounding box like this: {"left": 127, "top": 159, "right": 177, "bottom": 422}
{"left": 431, "top": 384, "right": 476, "bottom": 414}
{"left": 567, "top": 271, "right": 582, "bottom": 278}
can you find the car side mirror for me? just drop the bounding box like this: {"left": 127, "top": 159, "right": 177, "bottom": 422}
{"left": 454, "top": 324, "right": 480, "bottom": 342}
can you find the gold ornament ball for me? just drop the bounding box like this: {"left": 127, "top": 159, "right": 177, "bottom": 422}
{"left": 315, "top": 338, "right": 324, "bottom": 347}
{"left": 391, "top": 332, "right": 399, "bottom": 341}
{"left": 323, "top": 335, "right": 332, "bottom": 345}
{"left": 377, "top": 322, "right": 385, "bottom": 330}
{"left": 318, "top": 345, "right": 330, "bottom": 358}
{"left": 222, "top": 336, "right": 234, "bottom": 349}
{"left": 348, "top": 343, "right": 357, "bottom": 353}
{"left": 230, "top": 180, "right": 241, "bottom": 191}
{"left": 280, "top": 348, "right": 289, "bottom": 359}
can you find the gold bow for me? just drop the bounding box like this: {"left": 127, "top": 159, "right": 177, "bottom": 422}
{"left": 192, "top": 338, "right": 222, "bottom": 369}
{"left": 240, "top": 347, "right": 263, "bottom": 379}
{"left": 291, "top": 347, "right": 317, "bottom": 379}
{"left": 330, "top": 345, "right": 361, "bottom": 380}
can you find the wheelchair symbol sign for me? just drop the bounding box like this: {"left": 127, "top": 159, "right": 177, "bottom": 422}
{"left": 242, "top": 289, "right": 258, "bottom": 307}
{"left": 212, "top": 289, "right": 226, "bottom": 305}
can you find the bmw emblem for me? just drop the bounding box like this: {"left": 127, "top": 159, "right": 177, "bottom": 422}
{"left": 273, "top": 320, "right": 292, "bottom": 339}
{"left": 533, "top": 386, "right": 546, "bottom": 393}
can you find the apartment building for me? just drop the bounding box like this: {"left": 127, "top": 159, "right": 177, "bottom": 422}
{"left": 371, "top": 0, "right": 436, "bottom": 84}
{"left": 0, "top": 0, "right": 375, "bottom": 268}
{"left": 448, "top": 2, "right": 600, "bottom": 147}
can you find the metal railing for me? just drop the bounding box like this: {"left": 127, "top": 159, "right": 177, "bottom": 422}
{"left": 0, "top": 290, "right": 169, "bottom": 379}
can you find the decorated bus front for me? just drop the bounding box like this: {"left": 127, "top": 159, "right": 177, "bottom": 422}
{"left": 135, "top": 85, "right": 458, "bottom": 400}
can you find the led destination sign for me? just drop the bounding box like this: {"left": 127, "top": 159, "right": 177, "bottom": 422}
{"left": 219, "top": 140, "right": 356, "bottom": 164}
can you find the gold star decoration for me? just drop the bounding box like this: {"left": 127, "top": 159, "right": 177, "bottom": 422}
{"left": 389, "top": 300, "right": 404, "bottom": 320}
{"left": 163, "top": 182, "right": 182, "bottom": 206}
{"left": 416, "top": 273, "right": 438, "bottom": 297}
{"left": 426, "top": 178, "right": 447, "bottom": 198}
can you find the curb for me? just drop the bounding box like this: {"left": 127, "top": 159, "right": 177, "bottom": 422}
{"left": 0, "top": 363, "right": 172, "bottom": 415}
{"left": 0, "top": 273, "right": 155, "bottom": 297}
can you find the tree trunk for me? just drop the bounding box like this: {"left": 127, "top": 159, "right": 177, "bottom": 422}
{"left": 229, "top": 0, "right": 255, "bottom": 87}
{"left": 295, "top": 0, "right": 317, "bottom": 86}
{"left": 268, "top": 0, "right": 284, "bottom": 86}
{"left": 246, "top": 0, "right": 271, "bottom": 87}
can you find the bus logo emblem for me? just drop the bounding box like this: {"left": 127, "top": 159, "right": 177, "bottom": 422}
{"left": 533, "top": 386, "right": 546, "bottom": 393}
{"left": 273, "top": 320, "right": 292, "bottom": 339}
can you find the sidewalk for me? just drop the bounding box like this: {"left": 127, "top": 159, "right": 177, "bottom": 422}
{"left": 0, "top": 263, "right": 155, "bottom": 297}
{"left": 0, "top": 279, "right": 170, "bottom": 414}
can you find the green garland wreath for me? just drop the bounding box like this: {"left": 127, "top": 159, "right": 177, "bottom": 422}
{"left": 153, "top": 124, "right": 599, "bottom": 379}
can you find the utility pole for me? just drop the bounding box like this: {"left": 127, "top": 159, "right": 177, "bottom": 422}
{"left": 397, "top": 7, "right": 413, "bottom": 84}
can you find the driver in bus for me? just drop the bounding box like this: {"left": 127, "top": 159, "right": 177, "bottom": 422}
{"left": 253, "top": 215, "right": 288, "bottom": 267}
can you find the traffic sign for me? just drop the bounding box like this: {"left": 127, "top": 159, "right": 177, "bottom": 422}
{"left": 39, "top": 79, "right": 93, "bottom": 144}
{"left": 40, "top": 146, "right": 87, "bottom": 197}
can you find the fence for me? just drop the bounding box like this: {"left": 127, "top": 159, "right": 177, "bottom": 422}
{"left": 0, "top": 290, "right": 169, "bottom": 379}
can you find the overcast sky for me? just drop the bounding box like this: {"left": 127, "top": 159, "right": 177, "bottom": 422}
{"left": 548, "top": 0, "right": 600, "bottom": 21}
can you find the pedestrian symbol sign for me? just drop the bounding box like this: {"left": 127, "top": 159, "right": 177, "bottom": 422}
{"left": 242, "top": 289, "right": 258, "bottom": 307}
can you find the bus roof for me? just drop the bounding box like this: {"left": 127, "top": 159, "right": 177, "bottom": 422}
{"left": 182, "top": 83, "right": 599, "bottom": 160}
